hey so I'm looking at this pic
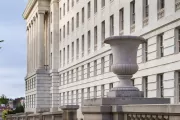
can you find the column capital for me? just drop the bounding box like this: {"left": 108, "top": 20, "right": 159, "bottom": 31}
{"left": 38, "top": 10, "right": 45, "bottom": 14}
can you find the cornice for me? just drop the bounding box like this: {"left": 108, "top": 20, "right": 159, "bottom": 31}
{"left": 23, "top": 0, "right": 37, "bottom": 19}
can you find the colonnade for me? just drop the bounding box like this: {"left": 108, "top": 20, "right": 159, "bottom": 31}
{"left": 27, "top": 11, "right": 46, "bottom": 74}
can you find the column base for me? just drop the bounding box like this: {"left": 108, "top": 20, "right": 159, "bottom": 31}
{"left": 107, "top": 86, "right": 143, "bottom": 97}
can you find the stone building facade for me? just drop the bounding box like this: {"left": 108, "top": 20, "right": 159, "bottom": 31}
{"left": 23, "top": 0, "right": 180, "bottom": 118}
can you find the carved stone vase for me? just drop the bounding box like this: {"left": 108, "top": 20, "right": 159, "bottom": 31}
{"left": 104, "top": 36, "right": 146, "bottom": 97}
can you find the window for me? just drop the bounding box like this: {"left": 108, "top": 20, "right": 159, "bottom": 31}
{"left": 76, "top": 39, "right": 79, "bottom": 59}
{"left": 131, "top": 79, "right": 134, "bottom": 86}
{"left": 157, "top": 74, "right": 164, "bottom": 98}
{"left": 177, "top": 72, "right": 180, "bottom": 102}
{"left": 101, "top": 57, "right": 105, "bottom": 74}
{"left": 82, "top": 7, "right": 85, "bottom": 23}
{"left": 81, "top": 89, "right": 84, "bottom": 105}
{"left": 101, "top": 21, "right": 105, "bottom": 46}
{"left": 175, "top": 28, "right": 180, "bottom": 53}
{"left": 88, "top": 31, "right": 91, "bottom": 54}
{"left": 81, "top": 65, "right": 84, "bottom": 80}
{"left": 63, "top": 73, "right": 65, "bottom": 85}
{"left": 101, "top": 84, "right": 105, "bottom": 97}
{"left": 67, "top": 45, "right": 69, "bottom": 63}
{"left": 76, "top": 90, "right": 78, "bottom": 104}
{"left": 76, "top": 68, "right": 79, "bottom": 81}
{"left": 60, "top": 29, "right": 62, "bottom": 41}
{"left": 71, "top": 91, "right": 73, "bottom": 104}
{"left": 94, "top": 86, "right": 97, "bottom": 98}
{"left": 76, "top": 12, "right": 79, "bottom": 28}
{"left": 82, "top": 35, "right": 85, "bottom": 56}
{"left": 50, "top": 32, "right": 52, "bottom": 44}
{"left": 72, "top": 0, "right": 74, "bottom": 7}
{"left": 63, "top": 48, "right": 65, "bottom": 66}
{"left": 60, "top": 8, "right": 62, "bottom": 19}
{"left": 130, "top": 0, "right": 135, "bottom": 25}
{"left": 109, "top": 54, "right": 113, "bottom": 72}
{"left": 67, "top": 91, "right": 69, "bottom": 104}
{"left": 109, "top": 83, "right": 113, "bottom": 91}
{"left": 67, "top": 0, "right": 70, "bottom": 12}
{"left": 59, "top": 93, "right": 61, "bottom": 106}
{"left": 142, "top": 76, "right": 148, "bottom": 98}
{"left": 157, "top": 34, "right": 164, "bottom": 58}
{"left": 67, "top": 71, "right": 69, "bottom": 84}
{"left": 94, "top": 60, "right": 97, "bottom": 76}
{"left": 50, "top": 53, "right": 52, "bottom": 68}
{"left": 101, "top": 0, "right": 105, "bottom": 8}
{"left": 94, "top": 26, "right": 98, "bottom": 51}
{"left": 60, "top": 50, "right": 62, "bottom": 67}
{"left": 87, "top": 63, "right": 90, "bottom": 78}
{"left": 158, "top": 0, "right": 165, "bottom": 10}
{"left": 94, "top": 0, "right": 97, "bottom": 13}
{"left": 119, "top": 8, "right": 124, "bottom": 34}
{"left": 142, "top": 41, "right": 148, "bottom": 62}
{"left": 143, "top": 0, "right": 149, "bottom": 18}
{"left": 71, "top": 70, "right": 74, "bottom": 82}
{"left": 63, "top": 25, "right": 65, "bottom": 38}
{"left": 72, "top": 42, "right": 74, "bottom": 61}
{"left": 157, "top": 0, "right": 165, "bottom": 19}
{"left": 50, "top": 12, "right": 52, "bottom": 23}
{"left": 67, "top": 21, "right": 70, "bottom": 35}
{"left": 59, "top": 74, "right": 61, "bottom": 86}
{"left": 88, "top": 2, "right": 91, "bottom": 19}
{"left": 72, "top": 17, "right": 74, "bottom": 31}
{"left": 63, "top": 3, "right": 65, "bottom": 16}
{"left": 110, "top": 15, "right": 114, "bottom": 36}
{"left": 87, "top": 87, "right": 90, "bottom": 99}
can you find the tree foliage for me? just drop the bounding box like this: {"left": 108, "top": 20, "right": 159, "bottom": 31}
{"left": 0, "top": 94, "right": 8, "bottom": 105}
{"left": 2, "top": 109, "right": 8, "bottom": 120}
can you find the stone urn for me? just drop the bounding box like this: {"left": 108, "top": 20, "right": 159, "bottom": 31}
{"left": 104, "top": 36, "right": 146, "bottom": 97}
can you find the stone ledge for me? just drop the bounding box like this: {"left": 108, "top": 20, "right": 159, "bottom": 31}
{"left": 82, "top": 106, "right": 112, "bottom": 113}
{"left": 113, "top": 104, "right": 180, "bottom": 114}
{"left": 60, "top": 105, "right": 79, "bottom": 110}
{"left": 84, "top": 97, "right": 170, "bottom": 106}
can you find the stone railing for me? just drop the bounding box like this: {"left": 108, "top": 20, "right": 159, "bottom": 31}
{"left": 6, "top": 112, "right": 62, "bottom": 120}
{"left": 118, "top": 104, "right": 180, "bottom": 120}
{"left": 82, "top": 104, "right": 180, "bottom": 120}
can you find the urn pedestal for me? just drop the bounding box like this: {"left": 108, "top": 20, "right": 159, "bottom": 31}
{"left": 104, "top": 36, "right": 145, "bottom": 98}
{"left": 81, "top": 36, "right": 170, "bottom": 120}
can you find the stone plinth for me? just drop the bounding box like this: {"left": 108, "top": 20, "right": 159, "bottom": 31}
{"left": 61, "top": 105, "right": 79, "bottom": 120}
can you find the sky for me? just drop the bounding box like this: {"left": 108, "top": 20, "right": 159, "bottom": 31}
{"left": 0, "top": 1, "right": 28, "bottom": 99}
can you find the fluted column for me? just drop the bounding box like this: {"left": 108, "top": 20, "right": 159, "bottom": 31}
{"left": 32, "top": 21, "right": 34, "bottom": 71}
{"left": 33, "top": 17, "right": 36, "bottom": 71}
{"left": 29, "top": 24, "right": 32, "bottom": 73}
{"left": 36, "top": 14, "right": 38, "bottom": 69}
{"left": 27, "top": 27, "right": 29, "bottom": 73}
{"left": 34, "top": 17, "right": 36, "bottom": 70}
{"left": 37, "top": 11, "right": 45, "bottom": 69}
